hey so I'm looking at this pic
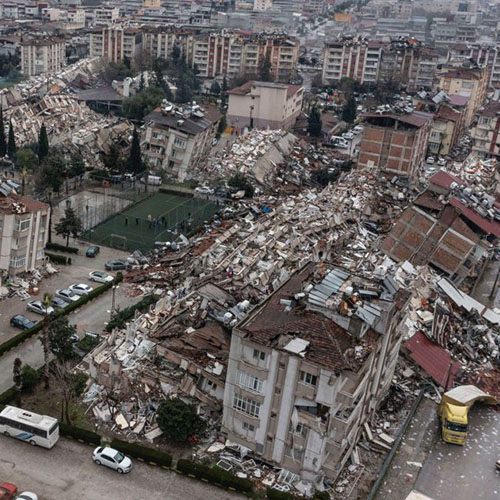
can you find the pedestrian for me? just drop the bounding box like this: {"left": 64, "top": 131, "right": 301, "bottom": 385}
{"left": 147, "top": 214, "right": 152, "bottom": 228}
{"left": 125, "top": 217, "right": 128, "bottom": 226}
{"left": 135, "top": 217, "right": 139, "bottom": 225}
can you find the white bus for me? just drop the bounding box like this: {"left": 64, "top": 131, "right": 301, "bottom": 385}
{"left": 0, "top": 406, "right": 59, "bottom": 449}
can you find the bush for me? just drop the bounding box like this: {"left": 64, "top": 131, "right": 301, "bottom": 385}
{"left": 0, "top": 387, "right": 16, "bottom": 409}
{"left": 59, "top": 422, "right": 101, "bottom": 445}
{"left": 105, "top": 294, "right": 155, "bottom": 332}
{"left": 313, "top": 492, "right": 330, "bottom": 500}
{"left": 76, "top": 335, "right": 101, "bottom": 354}
{"left": 177, "top": 459, "right": 253, "bottom": 493}
{"left": 21, "top": 364, "right": 40, "bottom": 393}
{"left": 45, "top": 252, "right": 71, "bottom": 265}
{"left": 45, "top": 242, "right": 79, "bottom": 254}
{"left": 110, "top": 439, "right": 172, "bottom": 468}
{"left": 267, "top": 488, "right": 301, "bottom": 500}
{"left": 157, "top": 398, "right": 206, "bottom": 443}
{"left": 0, "top": 322, "right": 42, "bottom": 357}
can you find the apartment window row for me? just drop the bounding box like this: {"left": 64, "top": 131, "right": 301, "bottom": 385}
{"left": 15, "top": 218, "right": 31, "bottom": 232}
{"left": 233, "top": 393, "right": 261, "bottom": 418}
{"left": 173, "top": 137, "right": 187, "bottom": 148}
{"left": 236, "top": 370, "right": 263, "bottom": 394}
{"left": 242, "top": 421, "right": 255, "bottom": 432}
{"left": 299, "top": 370, "right": 317, "bottom": 387}
{"left": 10, "top": 255, "right": 26, "bottom": 268}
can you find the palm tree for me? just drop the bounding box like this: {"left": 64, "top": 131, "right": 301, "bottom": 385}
{"left": 41, "top": 292, "right": 53, "bottom": 389}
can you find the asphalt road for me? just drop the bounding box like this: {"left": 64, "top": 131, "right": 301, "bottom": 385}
{"left": 414, "top": 405, "right": 500, "bottom": 500}
{"left": 0, "top": 436, "right": 240, "bottom": 500}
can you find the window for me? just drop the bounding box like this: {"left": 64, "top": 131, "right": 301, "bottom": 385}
{"left": 207, "top": 379, "right": 217, "bottom": 389}
{"left": 233, "top": 393, "right": 261, "bottom": 418}
{"left": 299, "top": 370, "right": 317, "bottom": 387}
{"left": 36, "top": 250, "right": 44, "bottom": 260}
{"left": 242, "top": 421, "right": 255, "bottom": 432}
{"left": 236, "top": 370, "right": 263, "bottom": 393}
{"left": 15, "top": 219, "right": 31, "bottom": 232}
{"left": 10, "top": 255, "right": 26, "bottom": 268}
{"left": 479, "top": 116, "right": 491, "bottom": 126}
{"left": 174, "top": 137, "right": 186, "bottom": 148}
{"left": 253, "top": 349, "right": 266, "bottom": 361}
{"left": 0, "top": 220, "right": 3, "bottom": 230}
{"left": 294, "top": 423, "right": 308, "bottom": 437}
{"left": 461, "top": 81, "right": 473, "bottom": 89}
{"left": 285, "top": 446, "right": 304, "bottom": 461}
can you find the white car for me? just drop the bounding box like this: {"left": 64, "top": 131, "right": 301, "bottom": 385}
{"left": 342, "top": 132, "right": 355, "bottom": 140}
{"left": 426, "top": 156, "right": 435, "bottom": 164}
{"left": 88, "top": 271, "right": 114, "bottom": 284}
{"left": 27, "top": 301, "right": 54, "bottom": 316}
{"left": 16, "top": 493, "right": 38, "bottom": 500}
{"left": 56, "top": 288, "right": 80, "bottom": 302}
{"left": 93, "top": 446, "right": 132, "bottom": 474}
{"left": 437, "top": 157, "right": 447, "bottom": 166}
{"left": 195, "top": 186, "right": 214, "bottom": 195}
{"left": 69, "top": 283, "right": 93, "bottom": 296}
{"left": 353, "top": 126, "right": 364, "bottom": 134}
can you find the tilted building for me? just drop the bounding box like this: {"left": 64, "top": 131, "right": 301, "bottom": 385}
{"left": 222, "top": 263, "right": 411, "bottom": 482}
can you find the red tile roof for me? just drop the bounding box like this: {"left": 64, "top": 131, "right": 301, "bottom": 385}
{"left": 449, "top": 197, "right": 500, "bottom": 238}
{"left": 429, "top": 170, "right": 463, "bottom": 190}
{"left": 404, "top": 331, "right": 462, "bottom": 387}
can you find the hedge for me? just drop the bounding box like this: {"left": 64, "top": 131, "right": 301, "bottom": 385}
{"left": 266, "top": 489, "right": 302, "bottom": 500}
{"left": 110, "top": 438, "right": 172, "bottom": 468}
{"left": 105, "top": 294, "right": 155, "bottom": 332}
{"left": 0, "top": 274, "right": 123, "bottom": 357}
{"left": 177, "top": 459, "right": 253, "bottom": 493}
{"left": 45, "top": 252, "right": 71, "bottom": 265}
{"left": 0, "top": 386, "right": 16, "bottom": 410}
{"left": 46, "top": 242, "right": 79, "bottom": 254}
{"left": 59, "top": 422, "right": 101, "bottom": 445}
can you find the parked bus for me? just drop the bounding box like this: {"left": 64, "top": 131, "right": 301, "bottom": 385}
{"left": 0, "top": 406, "right": 59, "bottom": 449}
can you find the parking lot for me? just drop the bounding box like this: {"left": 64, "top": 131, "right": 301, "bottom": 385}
{"left": 0, "top": 436, "right": 241, "bottom": 500}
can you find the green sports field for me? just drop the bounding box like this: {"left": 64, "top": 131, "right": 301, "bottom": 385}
{"left": 82, "top": 192, "right": 219, "bottom": 252}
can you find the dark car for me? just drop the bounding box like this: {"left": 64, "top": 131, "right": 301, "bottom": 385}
{"left": 10, "top": 314, "right": 37, "bottom": 330}
{"left": 86, "top": 246, "right": 100, "bottom": 258}
{"left": 105, "top": 259, "right": 128, "bottom": 271}
{"left": 51, "top": 296, "right": 69, "bottom": 309}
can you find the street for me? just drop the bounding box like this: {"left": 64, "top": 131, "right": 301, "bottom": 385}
{"left": 0, "top": 436, "right": 241, "bottom": 500}
{"left": 414, "top": 405, "right": 500, "bottom": 500}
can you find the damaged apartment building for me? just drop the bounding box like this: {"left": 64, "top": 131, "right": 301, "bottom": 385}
{"left": 222, "top": 262, "right": 411, "bottom": 482}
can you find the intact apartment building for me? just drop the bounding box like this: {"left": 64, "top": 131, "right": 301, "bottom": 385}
{"left": 437, "top": 66, "right": 488, "bottom": 126}
{"left": 142, "top": 27, "right": 299, "bottom": 81}
{"left": 322, "top": 37, "right": 438, "bottom": 90}
{"left": 0, "top": 188, "right": 49, "bottom": 276}
{"left": 227, "top": 81, "right": 303, "bottom": 132}
{"left": 470, "top": 100, "right": 500, "bottom": 158}
{"left": 89, "top": 27, "right": 142, "bottom": 63}
{"left": 142, "top": 102, "right": 221, "bottom": 181}
{"left": 20, "top": 37, "right": 65, "bottom": 77}
{"left": 222, "top": 263, "right": 410, "bottom": 481}
{"left": 358, "top": 111, "right": 433, "bottom": 178}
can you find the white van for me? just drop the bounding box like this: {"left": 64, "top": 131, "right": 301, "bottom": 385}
{"left": 141, "top": 175, "right": 162, "bottom": 186}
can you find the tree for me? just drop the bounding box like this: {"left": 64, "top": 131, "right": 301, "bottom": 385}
{"left": 39, "top": 152, "right": 67, "bottom": 193}
{"left": 341, "top": 95, "right": 357, "bottom": 123}
{"left": 157, "top": 398, "right": 206, "bottom": 443}
{"left": 41, "top": 292, "right": 52, "bottom": 389}
{"left": 7, "top": 120, "right": 16, "bottom": 158}
{"left": 53, "top": 361, "right": 88, "bottom": 423}
{"left": 69, "top": 151, "right": 85, "bottom": 178}
{"left": 13, "top": 358, "right": 22, "bottom": 405}
{"left": 15, "top": 148, "right": 38, "bottom": 195}
{"left": 139, "top": 73, "right": 145, "bottom": 92}
{"left": 210, "top": 80, "right": 221, "bottom": 95}
{"left": 176, "top": 79, "right": 193, "bottom": 104}
{"left": 103, "top": 61, "right": 133, "bottom": 83}
{"left": 0, "top": 107, "right": 6, "bottom": 157}
{"left": 103, "top": 143, "right": 124, "bottom": 172}
{"left": 258, "top": 51, "right": 272, "bottom": 82}
{"left": 122, "top": 86, "right": 166, "bottom": 121}
{"left": 172, "top": 44, "right": 181, "bottom": 65}
{"left": 222, "top": 75, "right": 228, "bottom": 93}
{"left": 127, "top": 127, "right": 143, "bottom": 174}
{"left": 217, "top": 114, "right": 227, "bottom": 137}
{"left": 55, "top": 206, "right": 82, "bottom": 247}
{"left": 308, "top": 106, "right": 322, "bottom": 137}
{"left": 38, "top": 123, "right": 49, "bottom": 163}
{"left": 312, "top": 167, "right": 339, "bottom": 187}
{"left": 21, "top": 364, "right": 39, "bottom": 393}
{"left": 48, "top": 317, "right": 76, "bottom": 361}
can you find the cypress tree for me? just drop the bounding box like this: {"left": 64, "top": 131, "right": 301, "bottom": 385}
{"left": 7, "top": 120, "right": 16, "bottom": 158}
{"left": 0, "top": 107, "right": 6, "bottom": 157}
{"left": 38, "top": 123, "right": 49, "bottom": 163}
{"left": 127, "top": 128, "right": 142, "bottom": 174}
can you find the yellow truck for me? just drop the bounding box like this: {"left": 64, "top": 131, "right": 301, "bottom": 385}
{"left": 439, "top": 385, "right": 497, "bottom": 445}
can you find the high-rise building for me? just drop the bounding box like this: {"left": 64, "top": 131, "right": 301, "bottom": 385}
{"left": 89, "top": 26, "right": 142, "bottom": 63}
{"left": 20, "top": 37, "right": 66, "bottom": 76}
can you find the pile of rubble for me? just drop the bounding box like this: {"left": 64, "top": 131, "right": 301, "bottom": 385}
{"left": 0, "top": 263, "right": 58, "bottom": 300}
{"left": 448, "top": 156, "right": 497, "bottom": 193}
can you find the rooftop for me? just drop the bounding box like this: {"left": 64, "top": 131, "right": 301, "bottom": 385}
{"left": 228, "top": 80, "right": 303, "bottom": 98}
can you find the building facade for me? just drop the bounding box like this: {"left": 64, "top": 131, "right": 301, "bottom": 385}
{"left": 358, "top": 111, "right": 433, "bottom": 178}
{"left": 222, "top": 263, "right": 410, "bottom": 481}
{"left": 142, "top": 102, "right": 221, "bottom": 181}
{"left": 89, "top": 27, "right": 142, "bottom": 63}
{"left": 0, "top": 189, "right": 49, "bottom": 276}
{"left": 470, "top": 100, "right": 500, "bottom": 158}
{"left": 20, "top": 37, "right": 66, "bottom": 77}
{"left": 227, "top": 81, "right": 303, "bottom": 132}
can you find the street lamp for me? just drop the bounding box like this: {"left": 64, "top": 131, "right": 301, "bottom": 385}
{"left": 108, "top": 284, "right": 120, "bottom": 320}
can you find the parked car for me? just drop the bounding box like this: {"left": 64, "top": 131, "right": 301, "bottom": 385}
{"left": 194, "top": 186, "right": 214, "bottom": 195}
{"left": 437, "top": 157, "right": 447, "bottom": 166}
{"left": 69, "top": 283, "right": 93, "bottom": 296}
{"left": 105, "top": 259, "right": 129, "bottom": 271}
{"left": 56, "top": 288, "right": 80, "bottom": 303}
{"left": 342, "top": 132, "right": 355, "bottom": 140}
{"left": 89, "top": 271, "right": 114, "bottom": 283}
{"left": 426, "top": 156, "right": 435, "bottom": 164}
{"left": 15, "top": 494, "right": 38, "bottom": 500}
{"left": 92, "top": 446, "right": 132, "bottom": 474}
{"left": 51, "top": 297, "right": 69, "bottom": 310}
{"left": 70, "top": 333, "right": 80, "bottom": 343}
{"left": 0, "top": 483, "right": 17, "bottom": 500}
{"left": 27, "top": 301, "right": 54, "bottom": 316}
{"left": 86, "top": 246, "right": 100, "bottom": 258}
{"left": 353, "top": 125, "right": 364, "bottom": 134}
{"left": 10, "top": 314, "right": 37, "bottom": 330}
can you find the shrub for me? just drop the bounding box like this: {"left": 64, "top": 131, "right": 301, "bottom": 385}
{"left": 177, "top": 459, "right": 253, "bottom": 493}
{"left": 313, "top": 492, "right": 330, "bottom": 500}
{"left": 0, "top": 387, "right": 16, "bottom": 409}
{"left": 45, "top": 252, "right": 71, "bottom": 265}
{"left": 76, "top": 335, "right": 101, "bottom": 354}
{"left": 110, "top": 439, "right": 172, "bottom": 467}
{"left": 266, "top": 488, "right": 301, "bottom": 500}
{"left": 21, "top": 365, "right": 40, "bottom": 393}
{"left": 105, "top": 294, "right": 155, "bottom": 332}
{"left": 45, "top": 242, "right": 79, "bottom": 254}
{"left": 157, "top": 398, "right": 206, "bottom": 443}
{"left": 58, "top": 422, "right": 101, "bottom": 445}
{"left": 0, "top": 323, "right": 42, "bottom": 357}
